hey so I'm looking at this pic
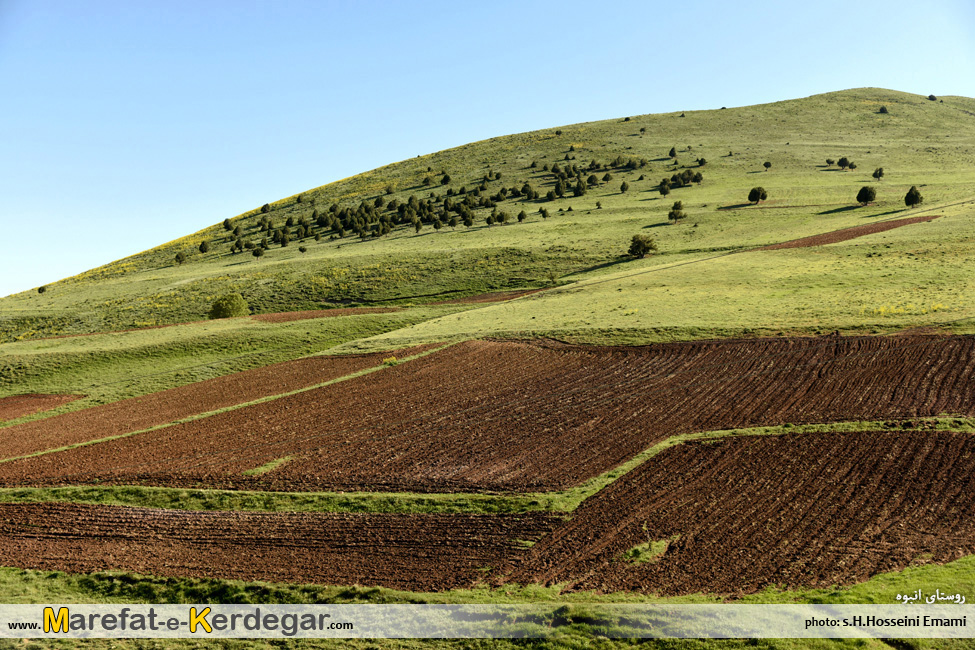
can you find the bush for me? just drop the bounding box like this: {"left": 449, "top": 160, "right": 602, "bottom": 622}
{"left": 37, "top": 285, "right": 46, "bottom": 294}
{"left": 252, "top": 248, "right": 264, "bottom": 258}
{"left": 199, "top": 241, "right": 209, "bottom": 254}
{"left": 208, "top": 293, "right": 249, "bottom": 319}
{"left": 175, "top": 251, "right": 186, "bottom": 265}
{"left": 905, "top": 185, "right": 923, "bottom": 208}
{"left": 879, "top": 106, "right": 889, "bottom": 114}
{"left": 763, "top": 161, "right": 772, "bottom": 172}
{"left": 856, "top": 186, "right": 876, "bottom": 206}
{"left": 748, "top": 187, "right": 768, "bottom": 204}
{"left": 260, "top": 203, "right": 270, "bottom": 214}
{"left": 628, "top": 234, "right": 658, "bottom": 258}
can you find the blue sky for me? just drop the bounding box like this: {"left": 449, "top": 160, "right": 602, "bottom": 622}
{"left": 1, "top": 0, "right": 973, "bottom": 297}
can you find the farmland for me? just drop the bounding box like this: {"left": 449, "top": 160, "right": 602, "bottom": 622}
{"left": 0, "top": 87, "right": 974, "bottom": 649}
{"left": 1, "top": 334, "right": 974, "bottom": 494}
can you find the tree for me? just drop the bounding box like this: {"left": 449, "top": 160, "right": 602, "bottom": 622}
{"left": 260, "top": 203, "right": 270, "bottom": 214}
{"left": 37, "top": 285, "right": 46, "bottom": 294}
{"left": 441, "top": 173, "right": 451, "bottom": 185}
{"left": 175, "top": 251, "right": 186, "bottom": 265}
{"left": 422, "top": 176, "right": 432, "bottom": 186}
{"left": 763, "top": 161, "right": 772, "bottom": 172}
{"left": 620, "top": 181, "right": 629, "bottom": 193}
{"left": 659, "top": 183, "right": 671, "bottom": 197}
{"left": 252, "top": 248, "right": 264, "bottom": 259}
{"left": 748, "top": 187, "right": 768, "bottom": 204}
{"left": 826, "top": 159, "right": 835, "bottom": 167}
{"left": 199, "top": 241, "right": 209, "bottom": 254}
{"left": 668, "top": 205, "right": 686, "bottom": 223}
{"left": 698, "top": 158, "right": 707, "bottom": 167}
{"left": 872, "top": 167, "right": 884, "bottom": 181}
{"left": 838, "top": 157, "right": 850, "bottom": 170}
{"left": 905, "top": 185, "right": 923, "bottom": 208}
{"left": 602, "top": 173, "right": 613, "bottom": 183}
{"left": 856, "top": 186, "right": 876, "bottom": 206}
{"left": 628, "top": 234, "right": 658, "bottom": 258}
{"left": 573, "top": 180, "right": 586, "bottom": 197}
{"left": 222, "top": 218, "right": 232, "bottom": 231}
{"left": 848, "top": 162, "right": 857, "bottom": 171}
{"left": 208, "top": 293, "right": 249, "bottom": 319}
{"left": 879, "top": 106, "right": 889, "bottom": 114}
{"left": 298, "top": 246, "right": 307, "bottom": 253}
{"left": 928, "top": 94, "right": 937, "bottom": 101}
{"left": 668, "top": 147, "right": 677, "bottom": 159}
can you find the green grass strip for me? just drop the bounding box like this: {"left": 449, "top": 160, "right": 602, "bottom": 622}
{"left": 0, "top": 342, "right": 455, "bottom": 465}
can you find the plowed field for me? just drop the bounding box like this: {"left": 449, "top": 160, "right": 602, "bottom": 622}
{"left": 760, "top": 215, "right": 940, "bottom": 250}
{"left": 509, "top": 430, "right": 975, "bottom": 596}
{"left": 0, "top": 503, "right": 557, "bottom": 590}
{"left": 0, "top": 344, "right": 438, "bottom": 460}
{"left": 0, "top": 394, "right": 82, "bottom": 421}
{"left": 5, "top": 334, "right": 975, "bottom": 492}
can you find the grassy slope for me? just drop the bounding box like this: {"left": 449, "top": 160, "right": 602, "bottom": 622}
{"left": 2, "top": 88, "right": 973, "bottom": 343}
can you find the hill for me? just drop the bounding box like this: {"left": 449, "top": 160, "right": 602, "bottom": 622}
{"left": 2, "top": 87, "right": 974, "bottom": 347}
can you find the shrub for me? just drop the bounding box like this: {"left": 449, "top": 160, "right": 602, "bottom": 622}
{"left": 873, "top": 167, "right": 884, "bottom": 181}
{"left": 838, "top": 157, "right": 850, "bottom": 170}
{"left": 222, "top": 218, "right": 232, "bottom": 231}
{"left": 620, "top": 181, "right": 629, "bottom": 193}
{"left": 763, "top": 161, "right": 772, "bottom": 172}
{"left": 628, "top": 234, "right": 658, "bottom": 258}
{"left": 856, "top": 186, "right": 877, "bottom": 206}
{"left": 37, "top": 285, "right": 46, "bottom": 294}
{"left": 260, "top": 203, "right": 270, "bottom": 214}
{"left": 905, "top": 185, "right": 923, "bottom": 208}
{"left": 928, "top": 94, "right": 937, "bottom": 101}
{"left": 382, "top": 356, "right": 399, "bottom": 366}
{"left": 748, "top": 187, "right": 768, "bottom": 204}
{"left": 298, "top": 246, "right": 307, "bottom": 253}
{"left": 252, "top": 248, "right": 264, "bottom": 258}
{"left": 199, "top": 241, "right": 209, "bottom": 254}
{"left": 208, "top": 293, "right": 249, "bottom": 319}
{"left": 175, "top": 251, "right": 186, "bottom": 265}
{"left": 879, "top": 106, "right": 889, "bottom": 114}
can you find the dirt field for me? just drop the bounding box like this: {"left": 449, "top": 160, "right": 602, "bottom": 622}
{"left": 251, "top": 307, "right": 402, "bottom": 323}
{"left": 0, "top": 394, "right": 82, "bottom": 421}
{"left": 0, "top": 344, "right": 438, "bottom": 460}
{"left": 0, "top": 502, "right": 557, "bottom": 591}
{"left": 760, "top": 215, "right": 940, "bottom": 250}
{"left": 5, "top": 334, "right": 975, "bottom": 493}
{"left": 508, "top": 430, "right": 975, "bottom": 596}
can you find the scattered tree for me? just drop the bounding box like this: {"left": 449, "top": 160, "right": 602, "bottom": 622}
{"left": 298, "top": 246, "right": 307, "bottom": 253}
{"left": 905, "top": 185, "right": 923, "bottom": 209}
{"left": 879, "top": 106, "right": 889, "bottom": 114}
{"left": 763, "top": 161, "right": 772, "bottom": 172}
{"left": 928, "top": 94, "right": 937, "bottom": 101}
{"left": 620, "top": 181, "right": 629, "bottom": 193}
{"left": 441, "top": 173, "right": 451, "bottom": 185}
{"left": 697, "top": 158, "right": 707, "bottom": 167}
{"left": 659, "top": 184, "right": 671, "bottom": 197}
{"left": 872, "top": 167, "right": 884, "bottom": 181}
{"left": 628, "top": 234, "right": 658, "bottom": 258}
{"left": 222, "top": 218, "right": 232, "bottom": 231}
{"left": 175, "top": 251, "right": 186, "bottom": 265}
{"left": 748, "top": 187, "right": 768, "bottom": 204}
{"left": 252, "top": 247, "right": 264, "bottom": 259}
{"left": 198, "top": 241, "right": 209, "bottom": 254}
{"left": 602, "top": 173, "right": 613, "bottom": 183}
{"left": 37, "top": 285, "right": 46, "bottom": 294}
{"left": 848, "top": 162, "right": 857, "bottom": 171}
{"left": 856, "top": 186, "right": 877, "bottom": 206}
{"left": 826, "top": 159, "right": 835, "bottom": 167}
{"left": 838, "top": 157, "right": 850, "bottom": 170}
{"left": 668, "top": 147, "right": 677, "bottom": 159}
{"left": 208, "top": 293, "right": 249, "bottom": 319}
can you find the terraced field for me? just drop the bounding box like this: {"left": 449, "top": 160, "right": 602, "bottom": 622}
{"left": 2, "top": 334, "right": 975, "bottom": 495}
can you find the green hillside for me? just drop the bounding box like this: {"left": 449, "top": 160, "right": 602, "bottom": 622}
{"left": 3, "top": 87, "right": 975, "bottom": 350}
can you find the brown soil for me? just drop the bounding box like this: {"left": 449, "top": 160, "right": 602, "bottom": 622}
{"left": 508, "top": 431, "right": 975, "bottom": 596}
{"left": 0, "top": 394, "right": 83, "bottom": 421}
{"left": 432, "top": 289, "right": 544, "bottom": 305}
{"left": 7, "top": 334, "right": 975, "bottom": 493}
{"left": 251, "top": 308, "right": 402, "bottom": 323}
{"left": 0, "top": 344, "right": 439, "bottom": 460}
{"left": 760, "top": 215, "right": 940, "bottom": 250}
{"left": 0, "top": 502, "right": 558, "bottom": 590}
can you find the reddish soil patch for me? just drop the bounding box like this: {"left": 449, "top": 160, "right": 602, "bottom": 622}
{"left": 432, "top": 289, "right": 544, "bottom": 305}
{"left": 0, "top": 344, "right": 439, "bottom": 460}
{"left": 252, "top": 307, "right": 402, "bottom": 323}
{"left": 0, "top": 503, "right": 557, "bottom": 590}
{"left": 760, "top": 215, "right": 940, "bottom": 250}
{"left": 0, "top": 394, "right": 82, "bottom": 421}
{"left": 7, "top": 335, "right": 975, "bottom": 493}
{"left": 509, "top": 431, "right": 975, "bottom": 596}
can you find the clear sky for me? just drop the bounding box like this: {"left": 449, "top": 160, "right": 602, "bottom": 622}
{"left": 1, "top": 0, "right": 973, "bottom": 297}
